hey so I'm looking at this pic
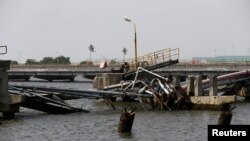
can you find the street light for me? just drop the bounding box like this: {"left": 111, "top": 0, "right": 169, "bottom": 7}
{"left": 124, "top": 16, "right": 138, "bottom": 69}
{"left": 56, "top": 51, "right": 59, "bottom": 66}
{"left": 18, "top": 51, "right": 21, "bottom": 64}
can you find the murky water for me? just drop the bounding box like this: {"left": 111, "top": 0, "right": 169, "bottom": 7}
{"left": 1, "top": 76, "right": 250, "bottom": 141}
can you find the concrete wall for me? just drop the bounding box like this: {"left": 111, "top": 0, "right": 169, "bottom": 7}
{"left": 190, "top": 95, "right": 236, "bottom": 110}
{"left": 93, "top": 73, "right": 123, "bottom": 89}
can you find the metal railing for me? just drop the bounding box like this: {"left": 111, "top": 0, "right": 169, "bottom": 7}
{"left": 125, "top": 48, "right": 179, "bottom": 70}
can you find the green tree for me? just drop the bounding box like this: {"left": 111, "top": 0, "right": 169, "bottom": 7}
{"left": 25, "top": 59, "right": 38, "bottom": 65}
{"left": 110, "top": 59, "right": 117, "bottom": 65}
{"left": 122, "top": 47, "right": 127, "bottom": 61}
{"left": 88, "top": 44, "right": 94, "bottom": 62}
{"left": 40, "top": 57, "right": 54, "bottom": 64}
{"left": 54, "top": 56, "right": 71, "bottom": 64}
{"left": 11, "top": 60, "right": 18, "bottom": 65}
{"left": 80, "top": 61, "right": 93, "bottom": 65}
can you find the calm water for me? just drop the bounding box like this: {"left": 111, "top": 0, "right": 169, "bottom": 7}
{"left": 1, "top": 76, "right": 250, "bottom": 141}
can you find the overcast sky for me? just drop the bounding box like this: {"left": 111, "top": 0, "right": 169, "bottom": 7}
{"left": 0, "top": 0, "right": 249, "bottom": 63}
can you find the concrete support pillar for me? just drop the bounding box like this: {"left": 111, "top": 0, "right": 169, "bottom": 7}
{"left": 93, "top": 73, "right": 123, "bottom": 89}
{"left": 0, "top": 60, "right": 16, "bottom": 119}
{"left": 209, "top": 75, "right": 217, "bottom": 96}
{"left": 172, "top": 75, "right": 180, "bottom": 87}
{"left": 0, "top": 61, "right": 11, "bottom": 107}
{"left": 194, "top": 75, "right": 202, "bottom": 96}
{"left": 186, "top": 75, "right": 194, "bottom": 96}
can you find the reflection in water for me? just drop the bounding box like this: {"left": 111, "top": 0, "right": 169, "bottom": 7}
{"left": 118, "top": 132, "right": 135, "bottom": 139}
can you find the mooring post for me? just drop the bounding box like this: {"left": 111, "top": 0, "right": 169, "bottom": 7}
{"left": 194, "top": 75, "right": 202, "bottom": 96}
{"left": 186, "top": 75, "right": 194, "bottom": 96}
{"left": 209, "top": 75, "right": 217, "bottom": 96}
{"left": 218, "top": 104, "right": 233, "bottom": 125}
{"left": 118, "top": 107, "right": 136, "bottom": 133}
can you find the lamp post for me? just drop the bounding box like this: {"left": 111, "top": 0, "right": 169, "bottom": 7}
{"left": 124, "top": 16, "right": 138, "bottom": 69}
{"left": 56, "top": 51, "right": 59, "bottom": 66}
{"left": 18, "top": 51, "right": 21, "bottom": 64}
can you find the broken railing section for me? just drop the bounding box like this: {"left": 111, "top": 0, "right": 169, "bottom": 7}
{"left": 125, "top": 48, "right": 179, "bottom": 71}
{"left": 9, "top": 85, "right": 89, "bottom": 114}
{"left": 94, "top": 67, "right": 193, "bottom": 111}
{"left": 9, "top": 84, "right": 153, "bottom": 112}
{"left": 124, "top": 67, "right": 183, "bottom": 111}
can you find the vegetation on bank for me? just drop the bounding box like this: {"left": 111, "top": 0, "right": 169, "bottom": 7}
{"left": 25, "top": 56, "right": 71, "bottom": 65}
{"left": 10, "top": 56, "right": 71, "bottom": 65}
{"left": 10, "top": 47, "right": 127, "bottom": 65}
{"left": 10, "top": 56, "right": 121, "bottom": 66}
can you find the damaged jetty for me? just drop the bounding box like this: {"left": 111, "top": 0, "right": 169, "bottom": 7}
{"left": 2, "top": 48, "right": 250, "bottom": 118}
{"left": 90, "top": 48, "right": 240, "bottom": 110}
{"left": 91, "top": 67, "right": 239, "bottom": 111}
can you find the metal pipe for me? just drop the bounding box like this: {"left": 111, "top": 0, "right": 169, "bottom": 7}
{"left": 131, "top": 67, "right": 168, "bottom": 89}
{"left": 182, "top": 70, "right": 250, "bottom": 90}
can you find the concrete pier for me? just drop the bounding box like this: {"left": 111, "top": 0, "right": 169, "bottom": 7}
{"left": 190, "top": 95, "right": 236, "bottom": 110}
{"left": 209, "top": 75, "right": 217, "bottom": 96}
{"left": 173, "top": 76, "right": 180, "bottom": 87}
{"left": 0, "top": 60, "right": 22, "bottom": 118}
{"left": 185, "top": 74, "right": 236, "bottom": 110}
{"left": 186, "top": 76, "right": 194, "bottom": 96}
{"left": 0, "top": 61, "right": 11, "bottom": 106}
{"left": 194, "top": 75, "right": 202, "bottom": 96}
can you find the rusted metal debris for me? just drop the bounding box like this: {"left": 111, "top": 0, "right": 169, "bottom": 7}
{"left": 9, "top": 85, "right": 89, "bottom": 114}
{"left": 9, "top": 67, "right": 190, "bottom": 112}
{"left": 103, "top": 67, "right": 248, "bottom": 111}
{"left": 116, "top": 67, "right": 188, "bottom": 111}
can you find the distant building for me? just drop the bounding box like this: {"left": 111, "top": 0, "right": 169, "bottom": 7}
{"left": 192, "top": 56, "right": 250, "bottom": 64}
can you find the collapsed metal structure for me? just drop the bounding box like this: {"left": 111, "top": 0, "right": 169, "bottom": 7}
{"left": 7, "top": 67, "right": 250, "bottom": 114}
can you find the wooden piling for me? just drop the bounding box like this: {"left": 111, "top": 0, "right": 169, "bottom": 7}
{"left": 118, "top": 107, "right": 136, "bottom": 133}
{"left": 218, "top": 104, "right": 233, "bottom": 125}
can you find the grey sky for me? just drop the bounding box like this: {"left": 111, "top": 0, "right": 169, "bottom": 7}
{"left": 0, "top": 0, "right": 249, "bottom": 63}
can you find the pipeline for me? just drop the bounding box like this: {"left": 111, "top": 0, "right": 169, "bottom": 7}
{"left": 182, "top": 70, "right": 250, "bottom": 90}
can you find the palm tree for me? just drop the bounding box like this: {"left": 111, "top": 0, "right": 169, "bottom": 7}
{"left": 89, "top": 44, "right": 94, "bottom": 62}
{"left": 122, "top": 47, "right": 127, "bottom": 62}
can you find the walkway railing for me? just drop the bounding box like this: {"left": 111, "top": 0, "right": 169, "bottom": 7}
{"left": 125, "top": 48, "right": 179, "bottom": 70}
